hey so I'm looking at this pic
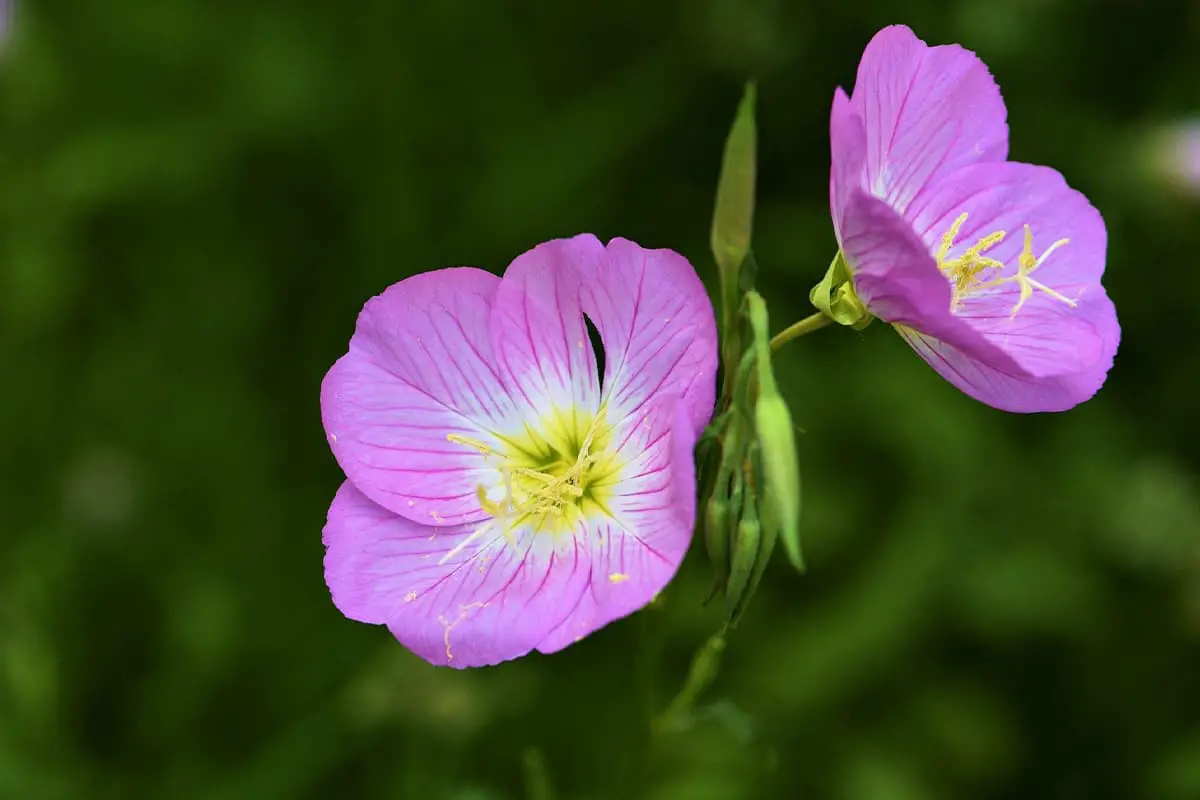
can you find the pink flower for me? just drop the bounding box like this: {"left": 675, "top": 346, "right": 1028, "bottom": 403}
{"left": 829, "top": 25, "right": 1120, "bottom": 412}
{"left": 320, "top": 235, "right": 718, "bottom": 667}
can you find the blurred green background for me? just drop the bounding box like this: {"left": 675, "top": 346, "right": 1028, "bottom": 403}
{"left": 3, "top": 1, "right": 1199, "bottom": 798}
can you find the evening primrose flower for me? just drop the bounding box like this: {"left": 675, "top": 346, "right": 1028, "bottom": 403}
{"left": 320, "top": 235, "right": 717, "bottom": 668}
{"left": 826, "top": 25, "right": 1119, "bottom": 412}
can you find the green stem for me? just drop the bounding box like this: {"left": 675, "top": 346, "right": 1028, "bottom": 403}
{"left": 769, "top": 311, "right": 834, "bottom": 351}
{"left": 652, "top": 629, "right": 728, "bottom": 736}
{"left": 522, "top": 747, "right": 555, "bottom": 800}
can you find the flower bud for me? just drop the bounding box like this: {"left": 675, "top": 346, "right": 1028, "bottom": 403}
{"left": 704, "top": 492, "right": 732, "bottom": 601}
{"left": 754, "top": 393, "right": 803, "bottom": 572}
{"left": 711, "top": 82, "right": 758, "bottom": 309}
{"left": 724, "top": 493, "right": 761, "bottom": 622}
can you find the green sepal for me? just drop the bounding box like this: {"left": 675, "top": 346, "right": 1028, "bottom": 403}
{"left": 809, "top": 251, "right": 873, "bottom": 330}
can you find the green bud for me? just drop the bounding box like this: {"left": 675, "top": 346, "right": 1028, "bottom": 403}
{"left": 744, "top": 290, "right": 779, "bottom": 398}
{"left": 754, "top": 394, "right": 803, "bottom": 572}
{"left": 742, "top": 291, "right": 804, "bottom": 574}
{"left": 702, "top": 411, "right": 745, "bottom": 603}
{"left": 723, "top": 447, "right": 761, "bottom": 623}
{"left": 712, "top": 83, "right": 758, "bottom": 399}
{"left": 809, "top": 251, "right": 873, "bottom": 330}
{"left": 711, "top": 82, "right": 758, "bottom": 312}
{"left": 731, "top": 347, "right": 758, "bottom": 425}
{"left": 730, "top": 453, "right": 780, "bottom": 626}
{"left": 703, "top": 492, "right": 731, "bottom": 602}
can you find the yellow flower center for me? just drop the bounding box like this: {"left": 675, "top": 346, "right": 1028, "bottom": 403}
{"left": 936, "top": 212, "right": 1076, "bottom": 316}
{"left": 439, "top": 406, "right": 621, "bottom": 563}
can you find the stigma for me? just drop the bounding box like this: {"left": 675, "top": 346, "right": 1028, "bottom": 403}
{"left": 445, "top": 405, "right": 618, "bottom": 549}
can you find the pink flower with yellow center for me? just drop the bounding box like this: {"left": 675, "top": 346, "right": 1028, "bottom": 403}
{"left": 320, "top": 235, "right": 717, "bottom": 667}
{"left": 829, "top": 25, "right": 1120, "bottom": 412}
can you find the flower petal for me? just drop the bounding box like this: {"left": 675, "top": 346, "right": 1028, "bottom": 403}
{"left": 490, "top": 235, "right": 605, "bottom": 422}
{"left": 840, "top": 188, "right": 1085, "bottom": 409}
{"left": 537, "top": 397, "right": 696, "bottom": 653}
{"left": 908, "top": 160, "right": 1107, "bottom": 292}
{"left": 840, "top": 185, "right": 960, "bottom": 338}
{"left": 321, "top": 268, "right": 522, "bottom": 525}
{"left": 906, "top": 161, "right": 1113, "bottom": 379}
{"left": 324, "top": 481, "right": 593, "bottom": 668}
{"left": 842, "top": 182, "right": 1116, "bottom": 388}
{"left": 578, "top": 238, "right": 718, "bottom": 436}
{"left": 848, "top": 24, "right": 1008, "bottom": 213}
{"left": 896, "top": 305, "right": 1118, "bottom": 412}
{"left": 829, "top": 87, "right": 867, "bottom": 246}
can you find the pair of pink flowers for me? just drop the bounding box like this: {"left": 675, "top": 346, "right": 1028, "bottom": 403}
{"left": 320, "top": 25, "right": 1119, "bottom": 667}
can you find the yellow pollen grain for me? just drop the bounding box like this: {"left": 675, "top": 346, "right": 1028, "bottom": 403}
{"left": 608, "top": 572, "right": 630, "bottom": 584}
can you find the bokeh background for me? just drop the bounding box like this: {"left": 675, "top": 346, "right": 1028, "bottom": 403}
{"left": 4, "top": 1, "right": 1199, "bottom": 798}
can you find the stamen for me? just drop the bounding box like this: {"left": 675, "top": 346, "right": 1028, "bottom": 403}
{"left": 444, "top": 407, "right": 612, "bottom": 540}
{"left": 937, "top": 216, "right": 1077, "bottom": 316}
{"left": 935, "top": 213, "right": 1007, "bottom": 311}
{"left": 438, "top": 520, "right": 494, "bottom": 565}
{"left": 973, "top": 224, "right": 1075, "bottom": 316}
{"left": 446, "top": 433, "right": 495, "bottom": 456}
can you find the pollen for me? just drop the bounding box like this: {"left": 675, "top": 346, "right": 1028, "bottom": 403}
{"left": 936, "top": 214, "right": 1076, "bottom": 316}
{"left": 608, "top": 572, "right": 630, "bottom": 584}
{"left": 935, "top": 213, "right": 1007, "bottom": 311}
{"left": 445, "top": 405, "right": 620, "bottom": 543}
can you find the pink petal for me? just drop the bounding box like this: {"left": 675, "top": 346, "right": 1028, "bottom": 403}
{"left": 896, "top": 307, "right": 1118, "bottom": 412}
{"left": 841, "top": 182, "right": 1116, "bottom": 388}
{"left": 324, "top": 481, "right": 593, "bottom": 668}
{"left": 829, "top": 87, "right": 867, "bottom": 246}
{"left": 577, "top": 238, "right": 718, "bottom": 436}
{"left": 905, "top": 161, "right": 1112, "bottom": 379}
{"left": 537, "top": 398, "right": 696, "bottom": 653}
{"left": 848, "top": 24, "right": 1008, "bottom": 213}
{"left": 839, "top": 185, "right": 961, "bottom": 339}
{"left": 321, "top": 268, "right": 520, "bottom": 525}
{"left": 908, "top": 160, "right": 1108, "bottom": 293}
{"left": 490, "top": 235, "right": 606, "bottom": 422}
{"left": 840, "top": 188, "right": 1108, "bottom": 410}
